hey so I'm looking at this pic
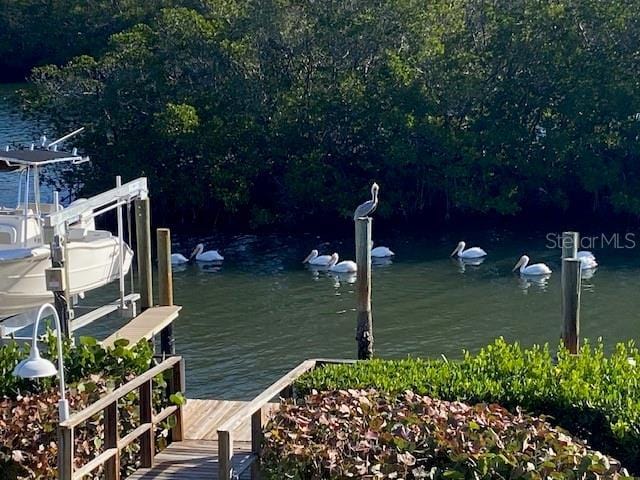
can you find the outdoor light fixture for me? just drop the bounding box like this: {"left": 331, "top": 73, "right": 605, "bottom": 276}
{"left": 13, "top": 303, "right": 69, "bottom": 421}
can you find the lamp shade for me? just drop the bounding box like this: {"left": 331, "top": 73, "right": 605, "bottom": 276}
{"left": 13, "top": 347, "right": 58, "bottom": 379}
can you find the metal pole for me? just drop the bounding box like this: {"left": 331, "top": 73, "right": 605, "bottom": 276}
{"left": 116, "top": 176, "right": 126, "bottom": 310}
{"left": 355, "top": 217, "right": 374, "bottom": 359}
{"left": 51, "top": 235, "right": 71, "bottom": 337}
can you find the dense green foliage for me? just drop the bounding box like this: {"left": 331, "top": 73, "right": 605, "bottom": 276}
{"left": 263, "top": 389, "right": 629, "bottom": 479}
{"left": 21, "top": 0, "right": 640, "bottom": 227}
{"left": 0, "top": 336, "right": 178, "bottom": 479}
{"left": 296, "top": 339, "right": 640, "bottom": 473}
{"left": 0, "top": 0, "right": 196, "bottom": 81}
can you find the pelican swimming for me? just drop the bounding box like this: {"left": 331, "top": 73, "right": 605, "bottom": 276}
{"left": 371, "top": 246, "right": 394, "bottom": 258}
{"left": 328, "top": 253, "right": 357, "bottom": 273}
{"left": 580, "top": 255, "right": 598, "bottom": 270}
{"left": 577, "top": 251, "right": 597, "bottom": 269}
{"left": 191, "top": 244, "right": 224, "bottom": 262}
{"left": 302, "top": 249, "right": 334, "bottom": 266}
{"left": 450, "top": 241, "right": 487, "bottom": 259}
{"left": 353, "top": 183, "right": 379, "bottom": 220}
{"left": 513, "top": 255, "right": 552, "bottom": 275}
{"left": 171, "top": 253, "right": 190, "bottom": 265}
{"left": 577, "top": 251, "right": 595, "bottom": 260}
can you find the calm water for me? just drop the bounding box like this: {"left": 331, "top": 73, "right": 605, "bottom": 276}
{"left": 2, "top": 87, "right": 640, "bottom": 400}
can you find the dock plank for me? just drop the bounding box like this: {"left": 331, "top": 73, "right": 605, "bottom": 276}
{"left": 128, "top": 398, "right": 274, "bottom": 480}
{"left": 102, "top": 306, "right": 181, "bottom": 347}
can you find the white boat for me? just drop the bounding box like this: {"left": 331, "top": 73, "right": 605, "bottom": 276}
{"left": 0, "top": 137, "right": 133, "bottom": 319}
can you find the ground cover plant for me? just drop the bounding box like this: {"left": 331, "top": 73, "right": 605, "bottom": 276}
{"left": 296, "top": 339, "right": 640, "bottom": 474}
{"left": 263, "top": 389, "right": 630, "bottom": 479}
{"left": 0, "top": 335, "right": 178, "bottom": 479}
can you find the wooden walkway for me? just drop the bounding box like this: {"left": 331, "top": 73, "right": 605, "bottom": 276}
{"left": 127, "top": 399, "right": 277, "bottom": 480}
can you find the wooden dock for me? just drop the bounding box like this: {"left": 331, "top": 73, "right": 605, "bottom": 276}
{"left": 128, "top": 399, "right": 273, "bottom": 480}
{"left": 102, "top": 305, "right": 181, "bottom": 347}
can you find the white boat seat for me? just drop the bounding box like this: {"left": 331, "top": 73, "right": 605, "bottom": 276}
{"left": 0, "top": 225, "right": 18, "bottom": 245}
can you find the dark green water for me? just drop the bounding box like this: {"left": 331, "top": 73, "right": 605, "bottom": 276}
{"left": 2, "top": 86, "right": 640, "bottom": 400}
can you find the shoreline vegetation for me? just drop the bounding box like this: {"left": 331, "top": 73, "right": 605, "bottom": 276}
{"left": 287, "top": 338, "right": 640, "bottom": 476}
{"left": 0, "top": 0, "right": 637, "bottom": 230}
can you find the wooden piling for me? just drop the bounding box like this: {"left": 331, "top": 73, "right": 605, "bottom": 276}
{"left": 135, "top": 198, "right": 153, "bottom": 311}
{"left": 157, "top": 228, "right": 175, "bottom": 355}
{"left": 561, "top": 231, "right": 579, "bottom": 259}
{"left": 561, "top": 258, "right": 581, "bottom": 354}
{"left": 355, "top": 217, "right": 374, "bottom": 360}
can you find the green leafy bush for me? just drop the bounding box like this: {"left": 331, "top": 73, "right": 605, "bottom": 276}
{"left": 296, "top": 339, "right": 640, "bottom": 473}
{"left": 263, "top": 389, "right": 630, "bottom": 479}
{"left": 0, "top": 336, "right": 172, "bottom": 479}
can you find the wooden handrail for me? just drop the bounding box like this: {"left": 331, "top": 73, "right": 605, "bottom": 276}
{"left": 217, "top": 359, "right": 316, "bottom": 434}
{"left": 58, "top": 356, "right": 185, "bottom": 480}
{"left": 60, "top": 356, "right": 181, "bottom": 428}
{"left": 217, "top": 358, "right": 358, "bottom": 480}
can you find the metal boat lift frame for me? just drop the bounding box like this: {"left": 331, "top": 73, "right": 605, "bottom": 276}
{"left": 42, "top": 176, "right": 149, "bottom": 338}
{"left": 1, "top": 176, "right": 149, "bottom": 340}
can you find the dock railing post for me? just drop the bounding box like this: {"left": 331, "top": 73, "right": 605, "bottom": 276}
{"left": 157, "top": 228, "right": 175, "bottom": 355}
{"left": 135, "top": 198, "right": 153, "bottom": 311}
{"left": 561, "top": 232, "right": 581, "bottom": 354}
{"left": 219, "top": 430, "right": 234, "bottom": 480}
{"left": 355, "top": 217, "right": 374, "bottom": 359}
{"left": 58, "top": 426, "right": 73, "bottom": 480}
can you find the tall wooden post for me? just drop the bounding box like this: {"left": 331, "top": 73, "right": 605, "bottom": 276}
{"left": 135, "top": 198, "right": 153, "bottom": 311}
{"left": 561, "top": 231, "right": 579, "bottom": 259}
{"left": 560, "top": 231, "right": 581, "bottom": 354}
{"left": 355, "top": 217, "right": 373, "bottom": 359}
{"left": 157, "top": 228, "right": 175, "bottom": 355}
{"left": 561, "top": 258, "right": 581, "bottom": 354}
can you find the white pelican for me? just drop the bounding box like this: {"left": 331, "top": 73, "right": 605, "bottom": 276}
{"left": 302, "top": 249, "right": 334, "bottom": 266}
{"left": 580, "top": 255, "right": 598, "bottom": 270}
{"left": 371, "top": 246, "right": 394, "bottom": 258}
{"left": 450, "top": 241, "right": 487, "bottom": 259}
{"left": 353, "top": 183, "right": 379, "bottom": 219}
{"left": 171, "top": 253, "right": 190, "bottom": 265}
{"left": 513, "top": 255, "right": 552, "bottom": 275}
{"left": 577, "top": 250, "right": 595, "bottom": 259}
{"left": 191, "top": 244, "right": 224, "bottom": 262}
{"left": 328, "top": 253, "right": 357, "bottom": 273}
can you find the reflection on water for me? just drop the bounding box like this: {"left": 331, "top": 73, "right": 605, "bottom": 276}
{"left": 517, "top": 273, "right": 552, "bottom": 292}
{"left": 0, "top": 85, "right": 53, "bottom": 206}
{"left": 453, "top": 256, "right": 486, "bottom": 273}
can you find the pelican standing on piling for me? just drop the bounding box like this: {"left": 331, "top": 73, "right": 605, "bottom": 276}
{"left": 353, "top": 182, "right": 379, "bottom": 219}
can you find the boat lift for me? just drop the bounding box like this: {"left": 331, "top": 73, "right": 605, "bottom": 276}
{"left": 0, "top": 130, "right": 150, "bottom": 340}
{"left": 43, "top": 176, "right": 149, "bottom": 336}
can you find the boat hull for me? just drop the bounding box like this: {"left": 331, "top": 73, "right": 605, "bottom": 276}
{"left": 0, "top": 237, "right": 133, "bottom": 318}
